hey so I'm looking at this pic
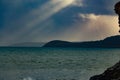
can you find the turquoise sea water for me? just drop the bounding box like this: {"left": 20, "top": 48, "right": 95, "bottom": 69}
{"left": 0, "top": 47, "right": 120, "bottom": 80}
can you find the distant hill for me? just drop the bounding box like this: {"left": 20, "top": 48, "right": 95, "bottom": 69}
{"left": 43, "top": 35, "right": 120, "bottom": 48}
{"left": 11, "top": 42, "right": 46, "bottom": 47}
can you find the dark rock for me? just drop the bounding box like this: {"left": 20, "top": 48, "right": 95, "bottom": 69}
{"left": 90, "top": 61, "right": 120, "bottom": 80}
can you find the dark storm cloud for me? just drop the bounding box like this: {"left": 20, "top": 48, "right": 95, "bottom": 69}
{"left": 82, "top": 0, "right": 112, "bottom": 15}
{"left": 0, "top": 0, "right": 48, "bottom": 23}
{"left": 51, "top": 0, "right": 119, "bottom": 28}
{"left": 52, "top": 6, "right": 82, "bottom": 27}
{"left": 0, "top": 1, "right": 5, "bottom": 28}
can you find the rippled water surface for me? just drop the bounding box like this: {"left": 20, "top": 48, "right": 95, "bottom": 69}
{"left": 0, "top": 47, "right": 120, "bottom": 80}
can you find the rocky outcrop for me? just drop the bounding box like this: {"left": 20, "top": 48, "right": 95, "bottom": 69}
{"left": 90, "top": 61, "right": 120, "bottom": 80}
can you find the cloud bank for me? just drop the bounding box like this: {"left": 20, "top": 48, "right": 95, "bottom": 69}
{"left": 0, "top": 0, "right": 120, "bottom": 45}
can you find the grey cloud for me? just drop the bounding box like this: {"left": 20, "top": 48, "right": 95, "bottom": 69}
{"left": 0, "top": 0, "right": 120, "bottom": 46}
{"left": 52, "top": 0, "right": 119, "bottom": 27}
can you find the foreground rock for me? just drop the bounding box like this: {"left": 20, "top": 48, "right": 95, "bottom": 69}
{"left": 90, "top": 61, "right": 120, "bottom": 80}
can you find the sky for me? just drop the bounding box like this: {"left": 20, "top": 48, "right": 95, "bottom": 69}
{"left": 0, "top": 0, "right": 120, "bottom": 46}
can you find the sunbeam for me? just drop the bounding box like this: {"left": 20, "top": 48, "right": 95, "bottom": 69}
{"left": 9, "top": 0, "right": 74, "bottom": 43}
{"left": 0, "top": 0, "right": 75, "bottom": 45}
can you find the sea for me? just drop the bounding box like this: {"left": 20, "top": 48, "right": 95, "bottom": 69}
{"left": 0, "top": 47, "right": 120, "bottom": 80}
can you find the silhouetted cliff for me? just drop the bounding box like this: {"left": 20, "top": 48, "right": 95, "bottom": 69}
{"left": 43, "top": 35, "right": 120, "bottom": 48}
{"left": 90, "top": 61, "right": 120, "bottom": 80}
